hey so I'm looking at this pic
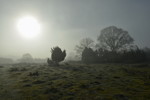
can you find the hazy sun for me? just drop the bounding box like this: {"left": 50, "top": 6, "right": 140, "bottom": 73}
{"left": 17, "top": 16, "right": 41, "bottom": 39}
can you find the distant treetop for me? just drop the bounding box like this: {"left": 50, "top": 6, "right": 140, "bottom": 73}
{"left": 97, "top": 26, "right": 134, "bottom": 52}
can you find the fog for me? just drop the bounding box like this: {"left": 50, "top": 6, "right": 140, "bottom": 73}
{"left": 0, "top": 0, "right": 150, "bottom": 60}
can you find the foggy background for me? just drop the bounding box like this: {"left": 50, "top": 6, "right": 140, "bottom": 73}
{"left": 0, "top": 0, "right": 150, "bottom": 60}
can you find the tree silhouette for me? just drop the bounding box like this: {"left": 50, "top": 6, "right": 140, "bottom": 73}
{"left": 82, "top": 47, "right": 97, "bottom": 64}
{"left": 51, "top": 46, "right": 66, "bottom": 65}
{"left": 75, "top": 38, "right": 94, "bottom": 58}
{"left": 98, "top": 26, "right": 134, "bottom": 52}
{"left": 143, "top": 47, "right": 150, "bottom": 62}
{"left": 19, "top": 53, "right": 33, "bottom": 63}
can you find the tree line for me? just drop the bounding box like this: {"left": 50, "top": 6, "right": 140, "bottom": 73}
{"left": 18, "top": 26, "right": 150, "bottom": 65}
{"left": 76, "top": 26, "right": 150, "bottom": 64}
{"left": 45, "top": 26, "right": 150, "bottom": 65}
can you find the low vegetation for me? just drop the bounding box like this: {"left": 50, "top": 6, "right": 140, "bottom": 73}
{"left": 0, "top": 63, "right": 150, "bottom": 100}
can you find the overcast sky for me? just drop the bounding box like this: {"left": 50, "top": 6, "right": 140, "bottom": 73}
{"left": 0, "top": 0, "right": 150, "bottom": 59}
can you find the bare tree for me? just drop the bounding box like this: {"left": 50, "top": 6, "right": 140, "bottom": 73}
{"left": 75, "top": 38, "right": 94, "bottom": 57}
{"left": 97, "top": 26, "right": 134, "bottom": 52}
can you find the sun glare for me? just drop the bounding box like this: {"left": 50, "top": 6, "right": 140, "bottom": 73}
{"left": 17, "top": 16, "right": 41, "bottom": 39}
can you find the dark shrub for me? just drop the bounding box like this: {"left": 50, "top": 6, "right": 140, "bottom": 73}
{"left": 50, "top": 46, "right": 66, "bottom": 66}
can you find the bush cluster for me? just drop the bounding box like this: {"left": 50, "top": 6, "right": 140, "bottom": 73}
{"left": 81, "top": 47, "right": 148, "bottom": 64}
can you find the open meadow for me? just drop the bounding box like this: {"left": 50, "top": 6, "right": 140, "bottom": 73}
{"left": 0, "top": 63, "right": 150, "bottom": 100}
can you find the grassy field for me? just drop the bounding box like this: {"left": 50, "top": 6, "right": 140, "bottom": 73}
{"left": 0, "top": 63, "right": 150, "bottom": 100}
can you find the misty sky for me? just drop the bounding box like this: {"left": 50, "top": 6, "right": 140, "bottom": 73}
{"left": 0, "top": 0, "right": 150, "bottom": 59}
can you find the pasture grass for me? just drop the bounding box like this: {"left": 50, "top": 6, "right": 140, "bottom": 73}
{"left": 0, "top": 63, "right": 150, "bottom": 100}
